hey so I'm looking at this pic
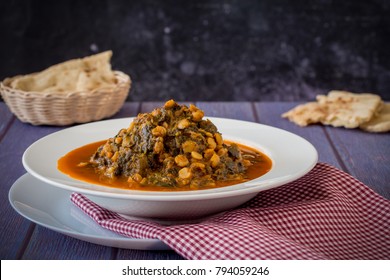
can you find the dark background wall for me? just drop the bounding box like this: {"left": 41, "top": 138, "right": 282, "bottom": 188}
{"left": 1, "top": 0, "right": 389, "bottom": 101}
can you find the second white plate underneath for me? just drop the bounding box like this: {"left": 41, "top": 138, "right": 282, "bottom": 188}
{"left": 8, "top": 173, "right": 170, "bottom": 250}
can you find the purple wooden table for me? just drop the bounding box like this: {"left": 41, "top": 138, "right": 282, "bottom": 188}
{"left": 1, "top": 101, "right": 389, "bottom": 259}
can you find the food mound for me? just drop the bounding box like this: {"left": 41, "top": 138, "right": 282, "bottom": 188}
{"left": 89, "top": 100, "right": 252, "bottom": 189}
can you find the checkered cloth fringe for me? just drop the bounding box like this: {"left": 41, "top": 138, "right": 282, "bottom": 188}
{"left": 71, "top": 163, "right": 390, "bottom": 260}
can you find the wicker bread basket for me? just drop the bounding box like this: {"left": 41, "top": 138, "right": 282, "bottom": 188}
{"left": 0, "top": 71, "right": 131, "bottom": 126}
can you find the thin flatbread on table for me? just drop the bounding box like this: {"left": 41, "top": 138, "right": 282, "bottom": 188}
{"left": 316, "top": 90, "right": 382, "bottom": 128}
{"left": 282, "top": 91, "right": 383, "bottom": 130}
{"left": 281, "top": 102, "right": 326, "bottom": 127}
{"left": 359, "top": 103, "right": 390, "bottom": 133}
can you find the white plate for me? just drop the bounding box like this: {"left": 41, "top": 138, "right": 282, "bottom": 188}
{"left": 22, "top": 117, "right": 318, "bottom": 218}
{"left": 9, "top": 173, "right": 170, "bottom": 250}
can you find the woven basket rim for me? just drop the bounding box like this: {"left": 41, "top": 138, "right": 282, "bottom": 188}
{"left": 0, "top": 70, "right": 130, "bottom": 97}
{"left": 0, "top": 70, "right": 131, "bottom": 125}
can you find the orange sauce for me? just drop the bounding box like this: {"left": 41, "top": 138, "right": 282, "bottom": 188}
{"left": 58, "top": 140, "right": 272, "bottom": 191}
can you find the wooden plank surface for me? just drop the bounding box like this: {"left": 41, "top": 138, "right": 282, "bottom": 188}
{"left": 0, "top": 103, "right": 14, "bottom": 141}
{"left": 0, "top": 121, "right": 61, "bottom": 258}
{"left": 196, "top": 102, "right": 256, "bottom": 122}
{"left": 0, "top": 117, "right": 116, "bottom": 259}
{"left": 325, "top": 127, "right": 390, "bottom": 199}
{"left": 111, "top": 102, "right": 141, "bottom": 119}
{"left": 0, "top": 102, "right": 388, "bottom": 260}
{"left": 254, "top": 102, "right": 342, "bottom": 168}
{"left": 116, "top": 249, "right": 185, "bottom": 260}
{"left": 22, "top": 227, "right": 114, "bottom": 260}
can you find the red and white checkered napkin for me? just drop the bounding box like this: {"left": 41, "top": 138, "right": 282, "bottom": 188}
{"left": 71, "top": 163, "right": 390, "bottom": 260}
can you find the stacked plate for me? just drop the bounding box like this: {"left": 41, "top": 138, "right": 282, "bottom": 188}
{"left": 9, "top": 117, "right": 318, "bottom": 249}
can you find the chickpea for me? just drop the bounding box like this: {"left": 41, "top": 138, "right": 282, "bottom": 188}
{"left": 217, "top": 148, "right": 228, "bottom": 156}
{"left": 151, "top": 108, "right": 161, "bottom": 117}
{"left": 131, "top": 173, "right": 143, "bottom": 183}
{"left": 111, "top": 151, "right": 119, "bottom": 162}
{"left": 140, "top": 178, "right": 148, "bottom": 185}
{"left": 191, "top": 151, "right": 203, "bottom": 160}
{"left": 103, "top": 143, "right": 111, "bottom": 153}
{"left": 177, "top": 119, "right": 190, "bottom": 129}
{"left": 174, "top": 108, "right": 184, "bottom": 117}
{"left": 204, "top": 131, "right": 213, "bottom": 137}
{"left": 151, "top": 126, "right": 167, "bottom": 137}
{"left": 127, "top": 177, "right": 135, "bottom": 183}
{"left": 115, "top": 137, "right": 122, "bottom": 144}
{"left": 182, "top": 140, "right": 197, "bottom": 153}
{"left": 203, "top": 148, "right": 215, "bottom": 160}
{"left": 126, "top": 122, "right": 135, "bottom": 133}
{"left": 207, "top": 137, "right": 217, "bottom": 149}
{"left": 122, "top": 136, "right": 131, "bottom": 146}
{"left": 192, "top": 110, "right": 204, "bottom": 122}
{"left": 190, "top": 162, "right": 205, "bottom": 170}
{"left": 154, "top": 141, "right": 164, "bottom": 153}
{"left": 110, "top": 144, "right": 118, "bottom": 152}
{"left": 106, "top": 167, "right": 116, "bottom": 178}
{"left": 175, "top": 155, "right": 189, "bottom": 167}
{"left": 164, "top": 99, "right": 176, "bottom": 109}
{"left": 177, "top": 178, "right": 190, "bottom": 186}
{"left": 210, "top": 153, "right": 220, "bottom": 168}
{"left": 214, "top": 133, "right": 223, "bottom": 146}
{"left": 189, "top": 104, "right": 197, "bottom": 112}
{"left": 205, "top": 181, "right": 216, "bottom": 188}
{"left": 179, "top": 167, "right": 192, "bottom": 179}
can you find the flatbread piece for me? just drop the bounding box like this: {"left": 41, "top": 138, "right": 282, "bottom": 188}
{"left": 359, "top": 103, "right": 390, "bottom": 133}
{"left": 281, "top": 102, "right": 326, "bottom": 127}
{"left": 10, "top": 51, "right": 116, "bottom": 93}
{"left": 316, "top": 90, "right": 382, "bottom": 128}
{"left": 282, "top": 90, "right": 383, "bottom": 129}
